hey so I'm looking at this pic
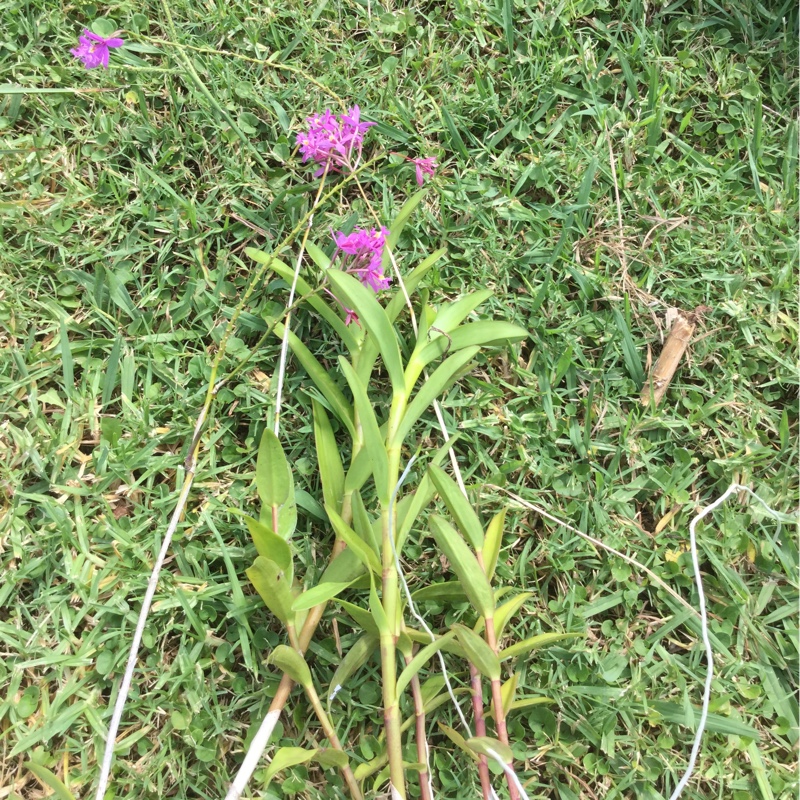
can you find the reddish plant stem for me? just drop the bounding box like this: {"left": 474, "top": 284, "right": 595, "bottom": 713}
{"left": 484, "top": 618, "right": 519, "bottom": 800}
{"left": 404, "top": 650, "right": 432, "bottom": 800}
{"left": 469, "top": 663, "right": 493, "bottom": 800}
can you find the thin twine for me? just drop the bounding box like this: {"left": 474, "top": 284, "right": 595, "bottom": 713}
{"left": 668, "top": 483, "right": 784, "bottom": 800}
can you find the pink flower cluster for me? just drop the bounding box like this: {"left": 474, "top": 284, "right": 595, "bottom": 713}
{"left": 297, "top": 106, "right": 375, "bottom": 176}
{"left": 329, "top": 226, "right": 391, "bottom": 325}
{"left": 334, "top": 226, "right": 391, "bottom": 293}
{"left": 71, "top": 29, "right": 124, "bottom": 69}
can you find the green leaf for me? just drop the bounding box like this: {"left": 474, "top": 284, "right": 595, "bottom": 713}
{"left": 500, "top": 632, "right": 582, "bottom": 661}
{"left": 305, "top": 242, "right": 332, "bottom": 270}
{"left": 386, "top": 189, "right": 427, "bottom": 251}
{"left": 292, "top": 579, "right": 358, "bottom": 612}
{"left": 613, "top": 308, "right": 645, "bottom": 386}
{"left": 466, "top": 736, "right": 513, "bottom": 765}
{"left": 313, "top": 401, "right": 344, "bottom": 515}
{"left": 410, "top": 581, "right": 467, "bottom": 603}
{"left": 428, "top": 463, "right": 484, "bottom": 550}
{"left": 326, "top": 505, "right": 382, "bottom": 575}
{"left": 492, "top": 592, "right": 533, "bottom": 640}
{"left": 351, "top": 491, "right": 380, "bottom": 555}
{"left": 429, "top": 516, "right": 494, "bottom": 617}
{"left": 24, "top": 763, "right": 76, "bottom": 800}
{"left": 264, "top": 747, "right": 318, "bottom": 787}
{"left": 500, "top": 673, "right": 518, "bottom": 716}
{"left": 649, "top": 701, "right": 761, "bottom": 739}
{"left": 328, "top": 270, "right": 405, "bottom": 394}
{"left": 369, "top": 577, "right": 391, "bottom": 635}
{"left": 509, "top": 696, "right": 554, "bottom": 711}
{"left": 269, "top": 645, "right": 312, "bottom": 687}
{"left": 248, "top": 246, "right": 358, "bottom": 352}
{"left": 315, "top": 748, "right": 350, "bottom": 769}
{"left": 338, "top": 357, "right": 389, "bottom": 500}
{"left": 438, "top": 722, "right": 480, "bottom": 763}
{"left": 256, "top": 429, "right": 290, "bottom": 508}
{"left": 430, "top": 289, "right": 493, "bottom": 334}
{"left": 344, "top": 446, "right": 374, "bottom": 494}
{"left": 272, "top": 321, "right": 356, "bottom": 438}
{"left": 320, "top": 547, "right": 366, "bottom": 585}
{"left": 244, "top": 516, "right": 293, "bottom": 575}
{"left": 246, "top": 556, "right": 296, "bottom": 625}
{"left": 394, "top": 347, "right": 479, "bottom": 444}
{"left": 418, "top": 320, "right": 528, "bottom": 364}
{"left": 336, "top": 599, "right": 380, "bottom": 635}
{"left": 328, "top": 633, "right": 379, "bottom": 705}
{"left": 395, "top": 630, "right": 457, "bottom": 696}
{"left": 452, "top": 624, "right": 501, "bottom": 681}
{"left": 483, "top": 508, "right": 507, "bottom": 580}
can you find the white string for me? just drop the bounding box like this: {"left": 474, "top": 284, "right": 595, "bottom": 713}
{"left": 668, "top": 483, "right": 785, "bottom": 800}
{"left": 93, "top": 474, "right": 195, "bottom": 800}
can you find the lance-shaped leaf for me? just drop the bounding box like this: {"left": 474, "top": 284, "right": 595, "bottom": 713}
{"left": 393, "top": 347, "right": 479, "bottom": 445}
{"left": 244, "top": 516, "right": 293, "bottom": 576}
{"left": 429, "top": 516, "right": 494, "bottom": 618}
{"left": 386, "top": 188, "right": 426, "bottom": 251}
{"left": 269, "top": 644, "right": 313, "bottom": 687}
{"left": 313, "top": 401, "right": 344, "bottom": 515}
{"left": 492, "top": 592, "right": 533, "bottom": 640}
{"left": 428, "top": 464, "right": 484, "bottom": 550}
{"left": 337, "top": 599, "right": 379, "bottom": 635}
{"left": 326, "top": 505, "right": 381, "bottom": 575}
{"left": 418, "top": 320, "right": 528, "bottom": 364}
{"left": 328, "top": 633, "right": 378, "bottom": 706}
{"left": 272, "top": 322, "right": 356, "bottom": 438}
{"left": 500, "top": 632, "right": 583, "bottom": 661}
{"left": 395, "top": 629, "right": 457, "bottom": 696}
{"left": 466, "top": 737, "right": 514, "bottom": 765}
{"left": 438, "top": 723, "right": 480, "bottom": 763}
{"left": 328, "top": 270, "right": 405, "bottom": 394}
{"left": 344, "top": 446, "right": 373, "bottom": 495}
{"left": 429, "top": 289, "right": 493, "bottom": 335}
{"left": 410, "top": 581, "right": 467, "bottom": 603}
{"left": 352, "top": 491, "right": 380, "bottom": 556}
{"left": 338, "top": 357, "right": 389, "bottom": 500}
{"left": 256, "top": 430, "right": 290, "bottom": 508}
{"left": 292, "top": 578, "right": 359, "bottom": 612}
{"left": 264, "top": 747, "right": 318, "bottom": 787}
{"left": 320, "top": 547, "right": 365, "bottom": 585}
{"left": 305, "top": 241, "right": 332, "bottom": 270}
{"left": 248, "top": 246, "right": 359, "bottom": 353}
{"left": 369, "top": 577, "right": 391, "bottom": 636}
{"left": 24, "top": 763, "right": 76, "bottom": 800}
{"left": 483, "top": 508, "right": 507, "bottom": 580}
{"left": 501, "top": 673, "right": 518, "bottom": 716}
{"left": 452, "top": 624, "right": 501, "bottom": 681}
{"left": 509, "top": 696, "right": 555, "bottom": 711}
{"left": 247, "top": 556, "right": 295, "bottom": 626}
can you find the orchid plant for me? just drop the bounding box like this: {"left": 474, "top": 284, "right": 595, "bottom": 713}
{"left": 229, "top": 117, "right": 578, "bottom": 795}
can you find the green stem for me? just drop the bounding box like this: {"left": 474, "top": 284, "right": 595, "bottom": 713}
{"left": 288, "top": 632, "right": 363, "bottom": 800}
{"left": 380, "top": 634, "right": 406, "bottom": 798}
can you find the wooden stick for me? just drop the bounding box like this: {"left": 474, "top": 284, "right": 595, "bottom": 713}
{"left": 640, "top": 309, "right": 699, "bottom": 407}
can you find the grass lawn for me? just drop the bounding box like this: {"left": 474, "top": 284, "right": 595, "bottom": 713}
{"left": 1, "top": 1, "right": 797, "bottom": 798}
